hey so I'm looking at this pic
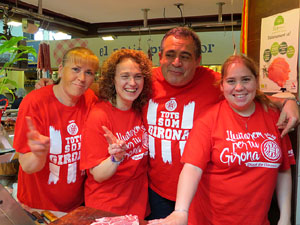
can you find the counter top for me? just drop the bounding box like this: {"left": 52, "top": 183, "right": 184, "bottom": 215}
{"left": 50, "top": 206, "right": 148, "bottom": 225}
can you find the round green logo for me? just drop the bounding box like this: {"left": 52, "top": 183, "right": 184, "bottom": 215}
{"left": 279, "top": 42, "right": 287, "bottom": 54}
{"left": 263, "top": 49, "right": 272, "bottom": 62}
{"left": 271, "top": 42, "right": 279, "bottom": 56}
{"left": 274, "top": 15, "right": 284, "bottom": 26}
{"left": 287, "top": 46, "right": 295, "bottom": 58}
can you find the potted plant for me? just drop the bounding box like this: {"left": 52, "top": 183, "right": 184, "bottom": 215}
{"left": 0, "top": 36, "right": 36, "bottom": 181}
{"left": 0, "top": 35, "right": 37, "bottom": 101}
{"left": 0, "top": 34, "right": 37, "bottom": 145}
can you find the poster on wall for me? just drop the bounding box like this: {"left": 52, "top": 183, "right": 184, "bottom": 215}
{"left": 259, "top": 8, "right": 299, "bottom": 93}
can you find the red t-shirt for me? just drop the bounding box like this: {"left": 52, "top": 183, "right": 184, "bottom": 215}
{"left": 182, "top": 100, "right": 292, "bottom": 225}
{"left": 81, "top": 101, "right": 149, "bottom": 219}
{"left": 14, "top": 85, "right": 97, "bottom": 212}
{"left": 142, "top": 66, "right": 222, "bottom": 200}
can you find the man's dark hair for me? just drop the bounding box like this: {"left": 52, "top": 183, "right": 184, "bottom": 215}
{"left": 160, "top": 26, "right": 202, "bottom": 59}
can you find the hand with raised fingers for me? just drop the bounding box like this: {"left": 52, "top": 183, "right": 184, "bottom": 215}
{"left": 26, "top": 116, "right": 50, "bottom": 157}
{"left": 102, "top": 126, "right": 127, "bottom": 162}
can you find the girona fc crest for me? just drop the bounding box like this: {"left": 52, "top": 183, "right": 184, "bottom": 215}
{"left": 67, "top": 121, "right": 79, "bottom": 135}
{"left": 165, "top": 98, "right": 177, "bottom": 111}
{"left": 261, "top": 139, "right": 281, "bottom": 162}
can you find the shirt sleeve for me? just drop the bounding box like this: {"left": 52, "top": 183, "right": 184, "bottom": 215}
{"left": 13, "top": 92, "right": 46, "bottom": 154}
{"left": 80, "top": 104, "right": 111, "bottom": 170}
{"left": 268, "top": 107, "right": 295, "bottom": 170}
{"left": 279, "top": 134, "right": 295, "bottom": 172}
{"left": 181, "top": 111, "right": 213, "bottom": 170}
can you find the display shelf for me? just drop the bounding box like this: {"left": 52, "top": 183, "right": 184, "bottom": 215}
{"left": 24, "top": 80, "right": 37, "bottom": 87}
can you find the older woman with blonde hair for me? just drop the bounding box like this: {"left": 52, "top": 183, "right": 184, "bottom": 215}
{"left": 14, "top": 47, "right": 100, "bottom": 212}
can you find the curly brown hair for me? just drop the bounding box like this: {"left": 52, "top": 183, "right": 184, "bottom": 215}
{"left": 99, "top": 49, "right": 152, "bottom": 112}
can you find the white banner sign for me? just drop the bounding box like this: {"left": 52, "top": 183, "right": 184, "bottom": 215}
{"left": 259, "top": 8, "right": 299, "bottom": 93}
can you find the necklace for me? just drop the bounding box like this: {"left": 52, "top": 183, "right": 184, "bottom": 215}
{"left": 229, "top": 103, "right": 256, "bottom": 131}
{"left": 244, "top": 117, "right": 251, "bottom": 130}
{"left": 235, "top": 114, "right": 252, "bottom": 130}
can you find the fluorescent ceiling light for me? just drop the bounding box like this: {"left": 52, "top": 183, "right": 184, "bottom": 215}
{"left": 53, "top": 31, "right": 71, "bottom": 40}
{"left": 102, "top": 36, "right": 115, "bottom": 41}
{"left": 56, "top": 31, "right": 67, "bottom": 35}
{"left": 7, "top": 21, "right": 22, "bottom": 27}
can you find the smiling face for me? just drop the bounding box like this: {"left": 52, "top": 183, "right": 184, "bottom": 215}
{"left": 159, "top": 35, "right": 201, "bottom": 87}
{"left": 58, "top": 59, "right": 96, "bottom": 101}
{"left": 221, "top": 62, "right": 258, "bottom": 116}
{"left": 114, "top": 58, "right": 144, "bottom": 110}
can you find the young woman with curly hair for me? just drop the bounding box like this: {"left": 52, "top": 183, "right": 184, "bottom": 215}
{"left": 81, "top": 49, "right": 152, "bottom": 219}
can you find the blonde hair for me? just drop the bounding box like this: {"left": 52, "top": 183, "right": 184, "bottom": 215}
{"left": 221, "top": 55, "right": 276, "bottom": 111}
{"left": 62, "top": 47, "right": 100, "bottom": 73}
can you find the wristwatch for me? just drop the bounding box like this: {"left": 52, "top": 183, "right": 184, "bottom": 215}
{"left": 110, "top": 155, "right": 123, "bottom": 165}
